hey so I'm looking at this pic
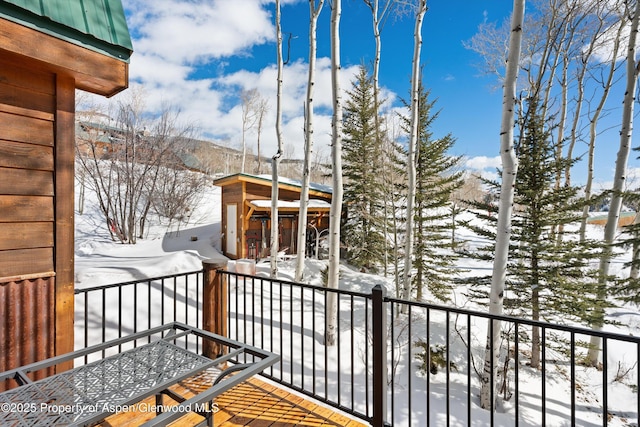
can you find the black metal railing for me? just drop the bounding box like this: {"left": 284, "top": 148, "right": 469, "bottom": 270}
{"left": 74, "top": 270, "right": 204, "bottom": 361}
{"left": 74, "top": 269, "right": 640, "bottom": 426}
{"left": 221, "top": 270, "right": 376, "bottom": 422}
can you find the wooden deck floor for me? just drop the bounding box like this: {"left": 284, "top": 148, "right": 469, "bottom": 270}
{"left": 97, "top": 369, "right": 368, "bottom": 427}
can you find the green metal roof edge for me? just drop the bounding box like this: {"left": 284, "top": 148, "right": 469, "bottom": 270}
{"left": 0, "top": 1, "right": 132, "bottom": 62}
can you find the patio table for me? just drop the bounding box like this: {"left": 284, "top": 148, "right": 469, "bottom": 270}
{"left": 0, "top": 322, "right": 279, "bottom": 426}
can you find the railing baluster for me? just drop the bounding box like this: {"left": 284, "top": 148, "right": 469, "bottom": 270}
{"left": 290, "top": 282, "right": 294, "bottom": 384}
{"left": 324, "top": 290, "right": 328, "bottom": 400}
{"left": 408, "top": 304, "right": 412, "bottom": 426}
{"left": 542, "top": 327, "right": 546, "bottom": 427}
{"left": 280, "top": 280, "right": 284, "bottom": 382}
{"left": 467, "top": 313, "right": 471, "bottom": 426}
{"left": 301, "top": 286, "right": 305, "bottom": 391}
{"left": 446, "top": 310, "right": 450, "bottom": 426}
{"left": 148, "top": 279, "right": 152, "bottom": 344}
{"left": 101, "top": 288, "right": 106, "bottom": 357}
{"left": 515, "top": 322, "right": 520, "bottom": 427}
{"left": 426, "top": 307, "right": 430, "bottom": 426}
{"left": 161, "top": 278, "right": 165, "bottom": 326}
{"left": 312, "top": 288, "right": 316, "bottom": 396}
{"left": 84, "top": 292, "right": 88, "bottom": 364}
{"left": 603, "top": 337, "right": 608, "bottom": 427}
{"left": 350, "top": 294, "right": 354, "bottom": 412}
{"left": 337, "top": 291, "right": 341, "bottom": 407}
{"left": 570, "top": 331, "right": 576, "bottom": 426}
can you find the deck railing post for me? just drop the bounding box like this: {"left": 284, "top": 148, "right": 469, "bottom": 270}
{"left": 202, "top": 259, "right": 228, "bottom": 358}
{"left": 371, "top": 284, "right": 387, "bottom": 427}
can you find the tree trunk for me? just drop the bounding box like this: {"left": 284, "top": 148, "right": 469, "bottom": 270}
{"left": 400, "top": 0, "right": 427, "bottom": 307}
{"left": 631, "top": 213, "right": 640, "bottom": 280}
{"left": 295, "top": 0, "right": 324, "bottom": 282}
{"left": 579, "top": 18, "right": 625, "bottom": 241}
{"left": 270, "top": 0, "right": 285, "bottom": 278}
{"left": 480, "top": 0, "right": 525, "bottom": 411}
{"left": 365, "top": 0, "right": 393, "bottom": 275}
{"left": 326, "top": 0, "right": 343, "bottom": 347}
{"left": 588, "top": 0, "right": 640, "bottom": 366}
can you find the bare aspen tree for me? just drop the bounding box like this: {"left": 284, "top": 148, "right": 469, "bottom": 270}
{"left": 364, "top": 0, "right": 396, "bottom": 276}
{"left": 271, "top": 0, "right": 285, "bottom": 278}
{"left": 565, "top": 0, "right": 614, "bottom": 189}
{"left": 400, "top": 0, "right": 427, "bottom": 306}
{"left": 295, "top": 0, "right": 325, "bottom": 283}
{"left": 480, "top": 0, "right": 525, "bottom": 411}
{"left": 326, "top": 0, "right": 343, "bottom": 347}
{"left": 579, "top": 8, "right": 627, "bottom": 241}
{"left": 588, "top": 0, "right": 640, "bottom": 367}
{"left": 255, "top": 98, "right": 269, "bottom": 174}
{"left": 240, "top": 88, "right": 260, "bottom": 173}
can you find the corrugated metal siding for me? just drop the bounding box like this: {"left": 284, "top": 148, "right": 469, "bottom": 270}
{"left": 0, "top": 0, "right": 132, "bottom": 60}
{"left": 0, "top": 276, "right": 55, "bottom": 392}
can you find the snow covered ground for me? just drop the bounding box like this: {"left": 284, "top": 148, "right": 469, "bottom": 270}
{"left": 74, "top": 182, "right": 640, "bottom": 426}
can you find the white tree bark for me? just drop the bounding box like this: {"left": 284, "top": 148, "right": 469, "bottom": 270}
{"left": 480, "top": 0, "right": 525, "bottom": 410}
{"left": 325, "top": 0, "right": 343, "bottom": 347}
{"left": 240, "top": 89, "right": 260, "bottom": 174}
{"left": 270, "top": 0, "right": 284, "bottom": 279}
{"left": 364, "top": 0, "right": 394, "bottom": 276}
{"left": 255, "top": 98, "right": 269, "bottom": 174}
{"left": 579, "top": 15, "right": 626, "bottom": 241}
{"left": 400, "top": 0, "right": 427, "bottom": 306}
{"left": 295, "top": 0, "right": 324, "bottom": 283}
{"left": 587, "top": 0, "right": 640, "bottom": 366}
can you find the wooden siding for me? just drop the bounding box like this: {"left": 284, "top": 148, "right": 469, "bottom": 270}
{"left": 0, "top": 60, "right": 55, "bottom": 279}
{"left": 0, "top": 59, "right": 75, "bottom": 378}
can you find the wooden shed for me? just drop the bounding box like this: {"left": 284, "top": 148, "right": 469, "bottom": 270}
{"left": 213, "top": 173, "right": 332, "bottom": 260}
{"left": 0, "top": 0, "right": 132, "bottom": 386}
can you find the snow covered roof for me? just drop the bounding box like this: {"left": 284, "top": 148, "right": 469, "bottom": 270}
{"left": 213, "top": 173, "right": 332, "bottom": 196}
{"left": 249, "top": 199, "right": 331, "bottom": 212}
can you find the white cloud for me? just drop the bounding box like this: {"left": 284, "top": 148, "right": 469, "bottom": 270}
{"left": 125, "top": 0, "right": 274, "bottom": 65}
{"left": 84, "top": 1, "right": 394, "bottom": 164}
{"left": 465, "top": 155, "right": 501, "bottom": 171}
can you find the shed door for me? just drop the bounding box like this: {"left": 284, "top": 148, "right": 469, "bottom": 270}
{"left": 226, "top": 204, "right": 237, "bottom": 256}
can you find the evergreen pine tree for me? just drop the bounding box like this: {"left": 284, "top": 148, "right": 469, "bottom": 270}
{"left": 463, "top": 97, "right": 605, "bottom": 366}
{"left": 400, "top": 80, "right": 464, "bottom": 302}
{"left": 342, "top": 65, "right": 386, "bottom": 272}
{"left": 614, "top": 148, "right": 640, "bottom": 304}
{"left": 380, "top": 132, "right": 408, "bottom": 296}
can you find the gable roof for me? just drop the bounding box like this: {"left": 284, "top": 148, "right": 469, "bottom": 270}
{"left": 0, "top": 0, "right": 132, "bottom": 61}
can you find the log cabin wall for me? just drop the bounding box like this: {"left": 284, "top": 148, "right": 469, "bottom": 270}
{"left": 0, "top": 57, "right": 74, "bottom": 389}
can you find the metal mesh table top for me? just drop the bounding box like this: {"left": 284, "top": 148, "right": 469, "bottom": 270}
{"left": 0, "top": 339, "right": 216, "bottom": 426}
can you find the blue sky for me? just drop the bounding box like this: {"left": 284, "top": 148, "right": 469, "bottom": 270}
{"left": 98, "top": 0, "right": 638, "bottom": 187}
